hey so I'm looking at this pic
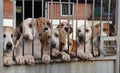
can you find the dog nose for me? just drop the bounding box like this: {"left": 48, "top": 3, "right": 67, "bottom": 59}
{"left": 64, "top": 27, "right": 69, "bottom": 32}
{"left": 6, "top": 42, "right": 12, "bottom": 50}
{"left": 52, "top": 43, "right": 56, "bottom": 48}
{"left": 78, "top": 36, "right": 84, "bottom": 43}
{"left": 44, "top": 27, "right": 48, "bottom": 32}
{"left": 23, "top": 34, "right": 29, "bottom": 40}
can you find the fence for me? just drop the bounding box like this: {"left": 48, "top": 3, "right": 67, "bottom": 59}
{"left": 0, "top": 0, "right": 120, "bottom": 73}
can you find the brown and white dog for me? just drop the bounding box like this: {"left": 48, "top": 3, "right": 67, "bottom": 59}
{"left": 57, "top": 22, "right": 73, "bottom": 34}
{"left": 42, "top": 28, "right": 70, "bottom": 63}
{"left": 15, "top": 17, "right": 51, "bottom": 65}
{"left": 3, "top": 26, "right": 20, "bottom": 66}
{"left": 77, "top": 24, "right": 99, "bottom": 60}
{"left": 94, "top": 23, "right": 115, "bottom": 55}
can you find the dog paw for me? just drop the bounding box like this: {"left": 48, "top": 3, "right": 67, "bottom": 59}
{"left": 61, "top": 52, "right": 70, "bottom": 61}
{"left": 15, "top": 56, "right": 25, "bottom": 65}
{"left": 52, "top": 49, "right": 60, "bottom": 57}
{"left": 70, "top": 51, "right": 76, "bottom": 56}
{"left": 93, "top": 50, "right": 99, "bottom": 57}
{"left": 4, "top": 56, "right": 13, "bottom": 66}
{"left": 85, "top": 52, "right": 93, "bottom": 60}
{"left": 24, "top": 55, "right": 35, "bottom": 65}
{"left": 42, "top": 54, "right": 50, "bottom": 64}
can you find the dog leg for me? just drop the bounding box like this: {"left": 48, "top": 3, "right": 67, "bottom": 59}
{"left": 61, "top": 51, "right": 70, "bottom": 61}
{"left": 24, "top": 55, "right": 35, "bottom": 65}
{"left": 42, "top": 54, "right": 50, "bottom": 64}
{"left": 52, "top": 48, "right": 60, "bottom": 57}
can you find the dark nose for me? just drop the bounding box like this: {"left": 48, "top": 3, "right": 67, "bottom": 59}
{"left": 52, "top": 43, "right": 56, "bottom": 48}
{"left": 6, "top": 42, "right": 12, "bottom": 50}
{"left": 23, "top": 34, "right": 29, "bottom": 40}
{"left": 44, "top": 27, "right": 48, "bottom": 32}
{"left": 64, "top": 27, "right": 69, "bottom": 32}
{"left": 78, "top": 36, "right": 84, "bottom": 43}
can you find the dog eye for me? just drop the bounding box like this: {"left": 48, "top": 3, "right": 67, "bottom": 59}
{"left": 86, "top": 29, "right": 89, "bottom": 32}
{"left": 69, "top": 43, "right": 72, "bottom": 45}
{"left": 11, "top": 34, "right": 13, "bottom": 38}
{"left": 3, "top": 34, "right": 6, "bottom": 38}
{"left": 61, "top": 42, "right": 65, "bottom": 46}
{"left": 29, "top": 23, "right": 32, "bottom": 28}
{"left": 103, "top": 29, "right": 107, "bottom": 31}
{"left": 78, "top": 30, "right": 81, "bottom": 32}
{"left": 55, "top": 34, "right": 59, "bottom": 37}
{"left": 48, "top": 35, "right": 51, "bottom": 38}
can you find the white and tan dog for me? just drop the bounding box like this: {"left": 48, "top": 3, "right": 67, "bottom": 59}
{"left": 42, "top": 28, "right": 70, "bottom": 63}
{"left": 77, "top": 24, "right": 99, "bottom": 60}
{"left": 3, "top": 26, "right": 20, "bottom": 66}
{"left": 15, "top": 17, "right": 51, "bottom": 65}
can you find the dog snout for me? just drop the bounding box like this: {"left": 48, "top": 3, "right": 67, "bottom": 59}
{"left": 64, "top": 27, "right": 69, "bottom": 32}
{"left": 52, "top": 43, "right": 56, "bottom": 48}
{"left": 44, "top": 27, "right": 48, "bottom": 32}
{"left": 23, "top": 34, "right": 29, "bottom": 40}
{"left": 78, "top": 35, "right": 84, "bottom": 43}
{"left": 6, "top": 42, "right": 13, "bottom": 50}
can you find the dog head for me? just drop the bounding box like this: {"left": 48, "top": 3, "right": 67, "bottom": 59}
{"left": 57, "top": 22, "right": 73, "bottom": 34}
{"left": 18, "top": 17, "right": 51, "bottom": 41}
{"left": 3, "top": 26, "right": 15, "bottom": 52}
{"left": 95, "top": 23, "right": 115, "bottom": 36}
{"left": 50, "top": 28, "right": 67, "bottom": 51}
{"left": 77, "top": 25, "right": 92, "bottom": 44}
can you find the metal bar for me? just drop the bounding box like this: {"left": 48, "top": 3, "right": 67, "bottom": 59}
{"left": 84, "top": 0, "right": 87, "bottom": 52}
{"left": 59, "top": 0, "right": 61, "bottom": 52}
{"left": 22, "top": 0, "right": 25, "bottom": 56}
{"left": 50, "top": 0, "right": 53, "bottom": 57}
{"left": 41, "top": 0, "right": 44, "bottom": 59}
{"left": 0, "top": 0, "right": 3, "bottom": 66}
{"left": 12, "top": 0, "right": 16, "bottom": 60}
{"left": 108, "top": 0, "right": 111, "bottom": 37}
{"left": 76, "top": 0, "right": 78, "bottom": 56}
{"left": 92, "top": 0, "right": 95, "bottom": 55}
{"left": 67, "top": 0, "right": 70, "bottom": 54}
{"left": 115, "top": 0, "right": 120, "bottom": 73}
{"left": 100, "top": 0, "right": 103, "bottom": 57}
{"left": 32, "top": 0, "right": 34, "bottom": 57}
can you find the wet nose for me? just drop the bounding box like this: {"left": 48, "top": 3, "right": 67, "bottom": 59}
{"left": 78, "top": 36, "right": 84, "bottom": 43}
{"left": 44, "top": 27, "right": 48, "bottom": 32}
{"left": 23, "top": 34, "right": 29, "bottom": 40}
{"left": 98, "top": 37, "right": 100, "bottom": 42}
{"left": 64, "top": 27, "right": 69, "bottom": 32}
{"left": 6, "top": 42, "right": 12, "bottom": 50}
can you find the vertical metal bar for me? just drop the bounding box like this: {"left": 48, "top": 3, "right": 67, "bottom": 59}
{"left": 22, "top": 0, "right": 25, "bottom": 56}
{"left": 12, "top": 0, "right": 16, "bottom": 60}
{"left": 84, "top": 0, "right": 87, "bottom": 52}
{"left": 50, "top": 0, "right": 53, "bottom": 57}
{"left": 100, "top": 0, "right": 103, "bottom": 57}
{"left": 59, "top": 0, "right": 61, "bottom": 52}
{"left": 67, "top": 0, "right": 70, "bottom": 54}
{"left": 115, "top": 0, "right": 119, "bottom": 73}
{"left": 76, "top": 0, "right": 78, "bottom": 56}
{"left": 108, "top": 0, "right": 111, "bottom": 37}
{"left": 32, "top": 0, "right": 34, "bottom": 57}
{"left": 0, "top": 0, "right": 3, "bottom": 66}
{"left": 41, "top": 0, "right": 44, "bottom": 59}
{"left": 92, "top": 0, "right": 95, "bottom": 55}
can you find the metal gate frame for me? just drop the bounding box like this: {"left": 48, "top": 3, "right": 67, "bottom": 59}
{"left": 0, "top": 0, "right": 120, "bottom": 73}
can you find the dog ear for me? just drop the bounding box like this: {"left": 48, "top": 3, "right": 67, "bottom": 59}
{"left": 34, "top": 18, "right": 42, "bottom": 33}
{"left": 69, "top": 25, "right": 73, "bottom": 34}
{"left": 47, "top": 20, "right": 51, "bottom": 28}
{"left": 18, "top": 23, "right": 23, "bottom": 34}
{"left": 109, "top": 24, "right": 115, "bottom": 36}
{"left": 91, "top": 26, "right": 99, "bottom": 39}
{"left": 59, "top": 29, "right": 67, "bottom": 43}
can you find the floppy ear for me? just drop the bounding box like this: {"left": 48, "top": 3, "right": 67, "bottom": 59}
{"left": 69, "top": 25, "right": 73, "bottom": 34}
{"left": 47, "top": 20, "right": 51, "bottom": 28}
{"left": 109, "top": 24, "right": 115, "bottom": 36}
{"left": 95, "top": 23, "right": 100, "bottom": 29}
{"left": 34, "top": 18, "right": 42, "bottom": 33}
{"left": 59, "top": 29, "right": 67, "bottom": 42}
{"left": 91, "top": 26, "right": 99, "bottom": 39}
{"left": 18, "top": 23, "right": 23, "bottom": 34}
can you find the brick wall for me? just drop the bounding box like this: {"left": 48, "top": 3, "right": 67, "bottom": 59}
{"left": 47, "top": 2, "right": 92, "bottom": 19}
{"left": 4, "top": 0, "right": 12, "bottom": 19}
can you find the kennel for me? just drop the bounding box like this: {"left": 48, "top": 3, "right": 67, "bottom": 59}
{"left": 0, "top": 0, "right": 120, "bottom": 73}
